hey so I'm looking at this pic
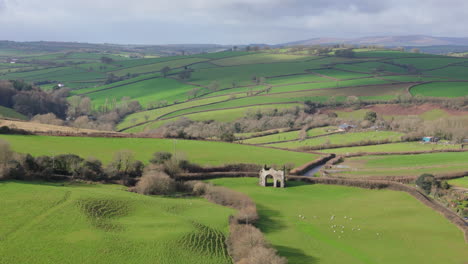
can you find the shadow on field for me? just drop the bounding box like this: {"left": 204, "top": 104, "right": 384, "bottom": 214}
{"left": 275, "top": 245, "right": 319, "bottom": 264}
{"left": 255, "top": 204, "right": 287, "bottom": 234}
{"left": 284, "top": 179, "right": 313, "bottom": 188}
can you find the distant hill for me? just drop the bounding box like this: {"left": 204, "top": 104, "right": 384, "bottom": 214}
{"left": 0, "top": 41, "right": 228, "bottom": 57}
{"left": 284, "top": 35, "right": 468, "bottom": 47}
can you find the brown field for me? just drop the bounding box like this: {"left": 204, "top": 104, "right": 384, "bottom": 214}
{"left": 0, "top": 119, "right": 113, "bottom": 134}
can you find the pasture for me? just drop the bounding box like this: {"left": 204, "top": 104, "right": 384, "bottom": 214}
{"left": 330, "top": 151, "right": 468, "bottom": 178}
{"left": 0, "top": 106, "right": 27, "bottom": 120}
{"left": 0, "top": 134, "right": 317, "bottom": 166}
{"left": 209, "top": 178, "right": 468, "bottom": 264}
{"left": 448, "top": 177, "right": 468, "bottom": 189}
{"left": 270, "top": 131, "right": 404, "bottom": 150}
{"left": 0, "top": 181, "right": 233, "bottom": 264}
{"left": 318, "top": 142, "right": 463, "bottom": 154}
{"left": 241, "top": 126, "right": 335, "bottom": 144}
{"left": 410, "top": 82, "right": 468, "bottom": 97}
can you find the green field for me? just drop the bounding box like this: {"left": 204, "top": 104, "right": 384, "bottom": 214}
{"left": 242, "top": 126, "right": 335, "bottom": 144}
{"left": 0, "top": 181, "right": 233, "bottom": 264}
{"left": 209, "top": 178, "right": 468, "bottom": 264}
{"left": 85, "top": 78, "right": 198, "bottom": 108}
{"left": 0, "top": 106, "right": 27, "bottom": 120}
{"left": 318, "top": 142, "right": 463, "bottom": 154}
{"left": 270, "top": 131, "right": 404, "bottom": 149}
{"left": 448, "top": 177, "right": 468, "bottom": 188}
{"left": 410, "top": 82, "right": 468, "bottom": 97}
{"left": 0, "top": 135, "right": 316, "bottom": 167}
{"left": 3, "top": 49, "right": 466, "bottom": 128}
{"left": 211, "top": 53, "right": 311, "bottom": 66}
{"left": 331, "top": 152, "right": 468, "bottom": 178}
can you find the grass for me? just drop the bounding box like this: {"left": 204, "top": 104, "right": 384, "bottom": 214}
{"left": 117, "top": 95, "right": 234, "bottom": 131}
{"left": 0, "top": 181, "right": 233, "bottom": 264}
{"left": 266, "top": 74, "right": 332, "bottom": 85}
{"left": 424, "top": 66, "right": 468, "bottom": 80}
{"left": 332, "top": 152, "right": 468, "bottom": 178}
{"left": 0, "top": 134, "right": 317, "bottom": 167}
{"left": 85, "top": 78, "right": 198, "bottom": 108}
{"left": 126, "top": 103, "right": 303, "bottom": 133}
{"left": 270, "top": 131, "right": 404, "bottom": 149}
{"left": 0, "top": 106, "right": 27, "bottom": 120}
{"left": 410, "top": 82, "right": 468, "bottom": 97}
{"left": 311, "top": 69, "right": 372, "bottom": 80}
{"left": 110, "top": 58, "right": 209, "bottom": 76}
{"left": 208, "top": 178, "right": 468, "bottom": 264}
{"left": 392, "top": 57, "right": 467, "bottom": 70}
{"left": 333, "top": 62, "right": 408, "bottom": 74}
{"left": 211, "top": 53, "right": 312, "bottom": 66}
{"left": 318, "top": 142, "right": 463, "bottom": 154}
{"left": 448, "top": 177, "right": 468, "bottom": 188}
{"left": 242, "top": 126, "right": 335, "bottom": 144}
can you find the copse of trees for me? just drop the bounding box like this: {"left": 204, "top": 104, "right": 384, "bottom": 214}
{"left": 334, "top": 48, "right": 355, "bottom": 58}
{"left": 100, "top": 56, "right": 114, "bottom": 64}
{"left": 0, "top": 80, "right": 69, "bottom": 118}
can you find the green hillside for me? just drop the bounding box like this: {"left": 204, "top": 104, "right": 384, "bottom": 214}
{"left": 0, "top": 181, "right": 233, "bottom": 264}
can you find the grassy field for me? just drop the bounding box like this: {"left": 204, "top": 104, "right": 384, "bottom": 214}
{"left": 211, "top": 53, "right": 311, "bottom": 66}
{"left": 424, "top": 66, "right": 468, "bottom": 80}
{"left": 331, "top": 152, "right": 468, "bottom": 178}
{"left": 410, "top": 82, "right": 468, "bottom": 97}
{"left": 117, "top": 95, "right": 234, "bottom": 131}
{"left": 0, "top": 181, "right": 233, "bottom": 264}
{"left": 448, "top": 177, "right": 468, "bottom": 188}
{"left": 85, "top": 78, "right": 198, "bottom": 108}
{"left": 0, "top": 106, "right": 27, "bottom": 120}
{"left": 209, "top": 178, "right": 468, "bottom": 264}
{"left": 270, "top": 131, "right": 404, "bottom": 150}
{"left": 318, "top": 142, "right": 463, "bottom": 154}
{"left": 392, "top": 57, "right": 467, "bottom": 70}
{"left": 0, "top": 135, "right": 317, "bottom": 167}
{"left": 241, "top": 126, "right": 335, "bottom": 144}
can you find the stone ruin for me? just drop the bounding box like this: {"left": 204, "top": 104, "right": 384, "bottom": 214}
{"left": 259, "top": 167, "right": 285, "bottom": 188}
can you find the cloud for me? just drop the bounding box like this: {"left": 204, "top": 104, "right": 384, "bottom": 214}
{"left": 0, "top": 0, "right": 467, "bottom": 44}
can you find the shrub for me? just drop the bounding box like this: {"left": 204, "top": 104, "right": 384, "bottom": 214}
{"left": 150, "top": 151, "right": 172, "bottom": 164}
{"left": 415, "top": 173, "right": 435, "bottom": 194}
{"left": 134, "top": 170, "right": 176, "bottom": 195}
{"left": 242, "top": 246, "right": 287, "bottom": 264}
{"left": 226, "top": 223, "right": 267, "bottom": 262}
{"left": 193, "top": 181, "right": 208, "bottom": 196}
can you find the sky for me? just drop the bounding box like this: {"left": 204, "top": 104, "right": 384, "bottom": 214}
{"left": 0, "top": 0, "right": 466, "bottom": 45}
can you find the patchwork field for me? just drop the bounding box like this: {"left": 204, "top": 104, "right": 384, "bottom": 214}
{"left": 0, "top": 135, "right": 317, "bottom": 166}
{"left": 0, "top": 181, "right": 233, "bottom": 264}
{"left": 209, "top": 178, "right": 468, "bottom": 264}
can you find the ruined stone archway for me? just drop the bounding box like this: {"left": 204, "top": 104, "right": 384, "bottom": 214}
{"left": 259, "top": 168, "right": 285, "bottom": 188}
